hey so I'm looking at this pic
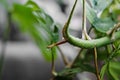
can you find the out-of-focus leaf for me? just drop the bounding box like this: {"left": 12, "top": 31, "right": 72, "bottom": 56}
{"left": 110, "top": 2, "right": 120, "bottom": 22}
{"left": 80, "top": 0, "right": 115, "bottom": 33}
{"left": 101, "top": 1, "right": 120, "bottom": 21}
{"left": 26, "top": 1, "right": 59, "bottom": 61}
{"left": 55, "top": 63, "right": 94, "bottom": 80}
{"left": 110, "top": 2, "right": 120, "bottom": 15}
{"left": 50, "top": 25, "right": 59, "bottom": 42}
{"left": 25, "top": 0, "right": 40, "bottom": 10}
{"left": 12, "top": 4, "right": 37, "bottom": 31}
{"left": 93, "top": 18, "right": 115, "bottom": 33}
{"left": 113, "top": 49, "right": 120, "bottom": 58}
{"left": 101, "top": 61, "right": 120, "bottom": 80}
{"left": 85, "top": 1, "right": 97, "bottom": 24}
{"left": 105, "top": 47, "right": 120, "bottom": 62}
{"left": 89, "top": 0, "right": 113, "bottom": 13}
{"left": 97, "top": 47, "right": 108, "bottom": 60}
{"left": 100, "top": 63, "right": 108, "bottom": 80}
{"left": 73, "top": 60, "right": 95, "bottom": 73}
{"left": 12, "top": 1, "right": 59, "bottom": 61}
{"left": 26, "top": 0, "right": 59, "bottom": 42}
{"left": 55, "top": 68, "right": 81, "bottom": 80}
{"left": 108, "top": 61, "right": 120, "bottom": 80}
{"left": 100, "top": 7, "right": 110, "bottom": 18}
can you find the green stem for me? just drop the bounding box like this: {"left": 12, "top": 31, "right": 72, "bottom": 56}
{"left": 63, "top": 0, "right": 120, "bottom": 49}
{"left": 82, "top": 0, "right": 86, "bottom": 38}
{"left": 64, "top": 31, "right": 120, "bottom": 48}
{"left": 82, "top": 0, "right": 91, "bottom": 40}
{"left": 106, "top": 45, "right": 112, "bottom": 57}
{"left": 62, "top": 0, "right": 78, "bottom": 40}
{"left": 51, "top": 48, "right": 57, "bottom": 76}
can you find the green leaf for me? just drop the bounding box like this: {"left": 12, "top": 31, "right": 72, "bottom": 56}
{"left": 101, "top": 1, "right": 120, "bottom": 22}
{"left": 12, "top": 4, "right": 37, "bottom": 30}
{"left": 93, "top": 18, "right": 115, "bottom": 33}
{"left": 106, "top": 47, "right": 120, "bottom": 62}
{"left": 73, "top": 60, "right": 95, "bottom": 73}
{"left": 55, "top": 68, "right": 81, "bottom": 80}
{"left": 85, "top": 1, "right": 97, "bottom": 24}
{"left": 110, "top": 2, "right": 120, "bottom": 15}
{"left": 108, "top": 61, "right": 120, "bottom": 80}
{"left": 51, "top": 25, "right": 59, "bottom": 42}
{"left": 26, "top": 1, "right": 59, "bottom": 42}
{"left": 25, "top": 0, "right": 40, "bottom": 10}
{"left": 100, "top": 63, "right": 108, "bottom": 80}
{"left": 80, "top": 0, "right": 115, "bottom": 33}
{"left": 100, "top": 7, "right": 110, "bottom": 18}
{"left": 12, "top": 1, "right": 59, "bottom": 61}
{"left": 89, "top": 0, "right": 113, "bottom": 13}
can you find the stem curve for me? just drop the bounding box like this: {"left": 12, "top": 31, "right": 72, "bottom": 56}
{"left": 63, "top": 0, "right": 120, "bottom": 49}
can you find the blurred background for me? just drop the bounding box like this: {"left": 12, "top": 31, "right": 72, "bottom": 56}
{"left": 0, "top": 0, "right": 95, "bottom": 80}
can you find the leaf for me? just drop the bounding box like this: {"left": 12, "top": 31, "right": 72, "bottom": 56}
{"left": 12, "top": 1, "right": 59, "bottom": 61}
{"left": 85, "top": 1, "right": 97, "bottom": 24}
{"left": 26, "top": 1, "right": 59, "bottom": 61}
{"left": 80, "top": 0, "right": 115, "bottom": 33}
{"left": 108, "top": 61, "right": 120, "bottom": 80}
{"left": 55, "top": 68, "right": 81, "bottom": 80}
{"left": 12, "top": 4, "right": 37, "bottom": 31}
{"left": 25, "top": 0, "right": 40, "bottom": 10}
{"left": 93, "top": 18, "right": 115, "bottom": 33}
{"left": 100, "top": 63, "right": 108, "bottom": 80}
{"left": 110, "top": 2, "right": 120, "bottom": 15}
{"left": 51, "top": 25, "right": 59, "bottom": 42}
{"left": 106, "top": 47, "right": 120, "bottom": 62}
{"left": 101, "top": 1, "right": 120, "bottom": 21}
{"left": 26, "top": 1, "right": 59, "bottom": 42}
{"left": 89, "top": 0, "right": 113, "bottom": 13}
{"left": 73, "top": 60, "right": 95, "bottom": 73}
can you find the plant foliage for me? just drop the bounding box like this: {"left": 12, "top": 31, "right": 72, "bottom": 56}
{"left": 0, "top": 0, "right": 120, "bottom": 80}
{"left": 11, "top": 0, "right": 59, "bottom": 61}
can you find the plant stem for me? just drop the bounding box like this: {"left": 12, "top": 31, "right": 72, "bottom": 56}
{"left": 94, "top": 47, "right": 100, "bottom": 80}
{"left": 82, "top": 0, "right": 91, "bottom": 40}
{"left": 82, "top": 0, "right": 86, "bottom": 38}
{"left": 62, "top": 0, "right": 120, "bottom": 49}
{"left": 112, "top": 44, "right": 116, "bottom": 50}
{"left": 107, "top": 22, "right": 120, "bottom": 39}
{"left": 88, "top": 27, "right": 93, "bottom": 34}
{"left": 57, "top": 46, "right": 69, "bottom": 66}
{"left": 62, "top": 0, "right": 78, "bottom": 40}
{"left": 70, "top": 23, "right": 93, "bottom": 68}
{"left": 47, "top": 40, "right": 67, "bottom": 48}
{"left": 63, "top": 29, "right": 120, "bottom": 48}
{"left": 106, "top": 45, "right": 112, "bottom": 57}
{"left": 51, "top": 48, "right": 57, "bottom": 76}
